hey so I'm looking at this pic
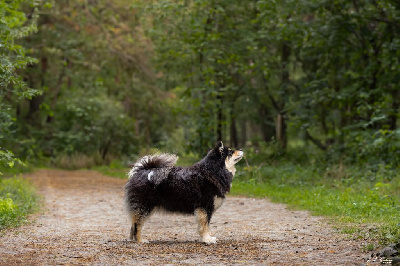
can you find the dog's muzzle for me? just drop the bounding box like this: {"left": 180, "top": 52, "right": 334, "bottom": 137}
{"left": 234, "top": 150, "right": 244, "bottom": 162}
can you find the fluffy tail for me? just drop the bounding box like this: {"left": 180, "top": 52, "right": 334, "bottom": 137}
{"left": 127, "top": 153, "right": 178, "bottom": 179}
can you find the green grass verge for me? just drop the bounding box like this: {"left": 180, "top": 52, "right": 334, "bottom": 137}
{"left": 0, "top": 177, "right": 40, "bottom": 230}
{"left": 231, "top": 162, "right": 400, "bottom": 247}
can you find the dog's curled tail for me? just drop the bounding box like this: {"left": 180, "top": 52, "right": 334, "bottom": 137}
{"left": 128, "top": 153, "right": 179, "bottom": 179}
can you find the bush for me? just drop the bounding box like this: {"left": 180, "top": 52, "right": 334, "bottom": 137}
{"left": 0, "top": 177, "right": 40, "bottom": 229}
{"left": 51, "top": 153, "right": 103, "bottom": 170}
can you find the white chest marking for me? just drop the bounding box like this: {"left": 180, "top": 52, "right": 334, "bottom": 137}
{"left": 147, "top": 171, "right": 154, "bottom": 181}
{"left": 225, "top": 160, "right": 236, "bottom": 176}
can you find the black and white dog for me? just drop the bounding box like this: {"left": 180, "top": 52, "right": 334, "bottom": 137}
{"left": 124, "top": 141, "right": 243, "bottom": 244}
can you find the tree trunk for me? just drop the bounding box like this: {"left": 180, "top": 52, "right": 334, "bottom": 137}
{"left": 145, "top": 101, "right": 152, "bottom": 153}
{"left": 216, "top": 94, "right": 223, "bottom": 141}
{"left": 240, "top": 120, "right": 247, "bottom": 148}
{"left": 389, "top": 89, "right": 399, "bottom": 130}
{"left": 46, "top": 63, "right": 66, "bottom": 123}
{"left": 27, "top": 56, "right": 47, "bottom": 120}
{"left": 276, "top": 113, "right": 287, "bottom": 149}
{"left": 230, "top": 103, "right": 238, "bottom": 147}
{"left": 276, "top": 40, "right": 291, "bottom": 149}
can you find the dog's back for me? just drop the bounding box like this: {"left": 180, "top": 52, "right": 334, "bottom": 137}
{"left": 125, "top": 154, "right": 218, "bottom": 215}
{"left": 125, "top": 153, "right": 179, "bottom": 215}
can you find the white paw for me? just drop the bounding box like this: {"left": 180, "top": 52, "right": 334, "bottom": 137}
{"left": 202, "top": 235, "right": 217, "bottom": 244}
{"left": 138, "top": 239, "right": 149, "bottom": 244}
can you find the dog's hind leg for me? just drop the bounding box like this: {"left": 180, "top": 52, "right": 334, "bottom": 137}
{"left": 195, "top": 208, "right": 216, "bottom": 244}
{"left": 129, "top": 213, "right": 148, "bottom": 243}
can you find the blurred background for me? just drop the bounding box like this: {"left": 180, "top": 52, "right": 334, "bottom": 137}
{"left": 1, "top": 0, "right": 400, "bottom": 247}
{"left": 1, "top": 0, "right": 399, "bottom": 169}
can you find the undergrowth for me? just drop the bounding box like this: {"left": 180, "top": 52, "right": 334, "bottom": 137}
{"left": 0, "top": 177, "right": 40, "bottom": 230}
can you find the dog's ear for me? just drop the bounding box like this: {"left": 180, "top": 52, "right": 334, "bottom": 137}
{"left": 215, "top": 140, "right": 224, "bottom": 153}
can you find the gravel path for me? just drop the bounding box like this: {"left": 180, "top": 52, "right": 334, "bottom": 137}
{"left": 0, "top": 169, "right": 365, "bottom": 265}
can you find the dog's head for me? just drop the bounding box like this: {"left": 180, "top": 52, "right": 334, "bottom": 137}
{"left": 210, "top": 141, "right": 243, "bottom": 174}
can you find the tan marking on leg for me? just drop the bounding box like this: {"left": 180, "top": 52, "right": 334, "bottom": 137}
{"left": 129, "top": 213, "right": 138, "bottom": 240}
{"left": 195, "top": 208, "right": 217, "bottom": 244}
{"left": 135, "top": 220, "right": 145, "bottom": 243}
{"left": 129, "top": 214, "right": 148, "bottom": 243}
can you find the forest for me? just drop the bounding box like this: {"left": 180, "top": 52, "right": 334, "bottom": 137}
{"left": 0, "top": 0, "right": 399, "bottom": 251}
{"left": 1, "top": 0, "right": 399, "bottom": 167}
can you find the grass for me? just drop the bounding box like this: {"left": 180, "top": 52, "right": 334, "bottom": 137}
{"left": 231, "top": 161, "right": 400, "bottom": 247}
{"left": 92, "top": 160, "right": 128, "bottom": 179}
{"left": 0, "top": 177, "right": 40, "bottom": 230}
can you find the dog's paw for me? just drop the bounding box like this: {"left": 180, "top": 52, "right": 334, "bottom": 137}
{"left": 202, "top": 235, "right": 217, "bottom": 244}
{"left": 128, "top": 238, "right": 149, "bottom": 244}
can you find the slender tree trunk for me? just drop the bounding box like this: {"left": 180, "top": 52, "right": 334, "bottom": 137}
{"left": 27, "top": 56, "right": 47, "bottom": 120}
{"left": 230, "top": 102, "right": 238, "bottom": 147}
{"left": 389, "top": 89, "right": 399, "bottom": 130}
{"left": 67, "top": 58, "right": 72, "bottom": 88}
{"left": 47, "top": 62, "right": 66, "bottom": 123}
{"left": 216, "top": 94, "right": 223, "bottom": 141}
{"left": 240, "top": 120, "right": 247, "bottom": 147}
{"left": 276, "top": 113, "right": 287, "bottom": 148}
{"left": 101, "top": 139, "right": 111, "bottom": 160}
{"left": 276, "top": 40, "right": 290, "bottom": 149}
{"left": 133, "top": 108, "right": 140, "bottom": 136}
{"left": 145, "top": 101, "right": 152, "bottom": 153}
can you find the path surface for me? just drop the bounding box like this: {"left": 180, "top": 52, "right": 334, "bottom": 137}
{"left": 0, "top": 169, "right": 365, "bottom": 265}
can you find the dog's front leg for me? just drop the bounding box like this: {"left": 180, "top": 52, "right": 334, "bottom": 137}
{"left": 195, "top": 208, "right": 217, "bottom": 244}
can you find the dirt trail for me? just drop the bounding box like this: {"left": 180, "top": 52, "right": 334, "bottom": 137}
{"left": 0, "top": 169, "right": 365, "bottom": 265}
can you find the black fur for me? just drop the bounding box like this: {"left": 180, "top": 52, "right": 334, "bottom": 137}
{"left": 124, "top": 141, "right": 241, "bottom": 242}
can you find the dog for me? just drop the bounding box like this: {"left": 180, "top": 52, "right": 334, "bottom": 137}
{"left": 124, "top": 141, "right": 243, "bottom": 244}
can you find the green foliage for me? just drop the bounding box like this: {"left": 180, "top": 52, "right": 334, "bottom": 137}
{"left": 50, "top": 91, "right": 136, "bottom": 158}
{"left": 341, "top": 129, "right": 400, "bottom": 166}
{"left": 134, "top": 0, "right": 400, "bottom": 166}
{"left": 0, "top": 0, "right": 40, "bottom": 96}
{"left": 0, "top": 0, "right": 42, "bottom": 171}
{"left": 0, "top": 177, "right": 40, "bottom": 229}
{"left": 0, "top": 0, "right": 178, "bottom": 164}
{"left": 92, "top": 160, "right": 128, "bottom": 179}
{"left": 1, "top": 0, "right": 399, "bottom": 168}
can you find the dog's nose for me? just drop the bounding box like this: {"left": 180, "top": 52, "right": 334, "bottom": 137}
{"left": 239, "top": 149, "right": 243, "bottom": 151}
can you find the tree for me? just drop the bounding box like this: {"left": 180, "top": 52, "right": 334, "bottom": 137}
{"left": 0, "top": 0, "right": 41, "bottom": 172}
{"left": 295, "top": 0, "right": 400, "bottom": 164}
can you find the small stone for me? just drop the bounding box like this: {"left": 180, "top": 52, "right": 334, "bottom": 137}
{"left": 380, "top": 247, "right": 398, "bottom": 258}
